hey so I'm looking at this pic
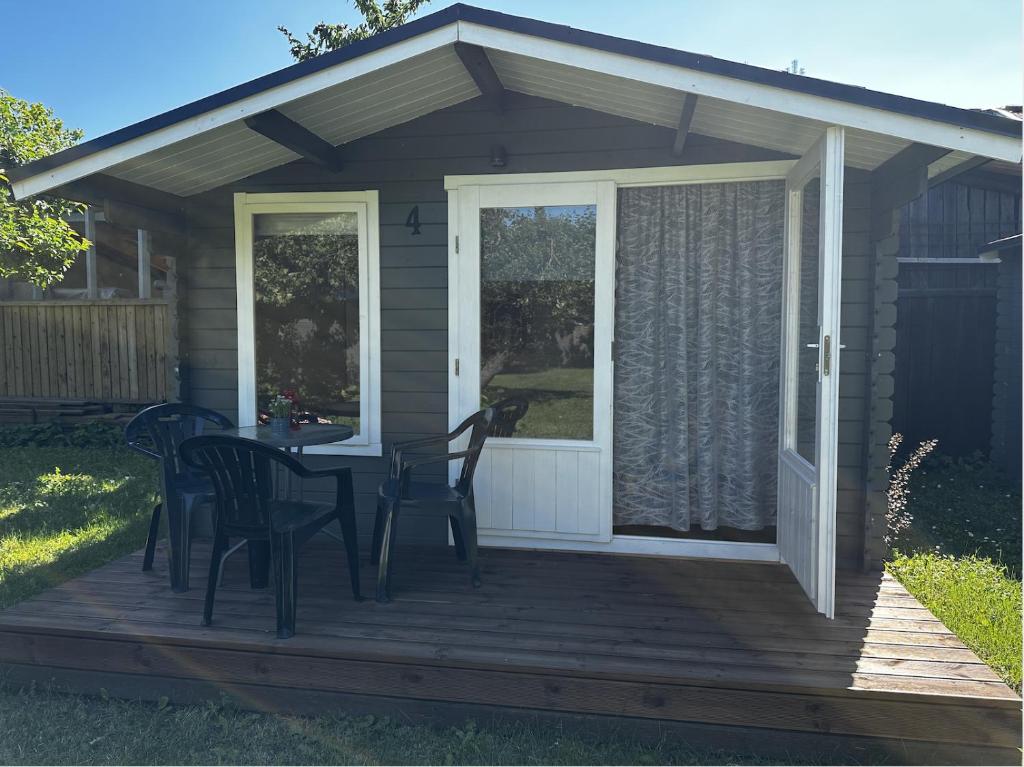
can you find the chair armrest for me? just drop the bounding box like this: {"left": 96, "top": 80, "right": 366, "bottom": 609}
{"left": 389, "top": 434, "right": 451, "bottom": 478}
{"left": 291, "top": 464, "right": 354, "bottom": 510}
{"left": 398, "top": 450, "right": 473, "bottom": 493}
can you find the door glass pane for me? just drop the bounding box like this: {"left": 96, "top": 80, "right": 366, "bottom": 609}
{"left": 796, "top": 177, "right": 820, "bottom": 464}
{"left": 480, "top": 205, "right": 596, "bottom": 439}
{"left": 253, "top": 212, "right": 360, "bottom": 435}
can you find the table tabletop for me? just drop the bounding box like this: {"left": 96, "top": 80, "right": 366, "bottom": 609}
{"left": 221, "top": 423, "right": 354, "bottom": 449}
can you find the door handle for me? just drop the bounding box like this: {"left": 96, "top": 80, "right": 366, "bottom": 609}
{"left": 806, "top": 337, "right": 844, "bottom": 376}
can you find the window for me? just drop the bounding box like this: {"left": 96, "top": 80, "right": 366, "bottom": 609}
{"left": 235, "top": 192, "right": 381, "bottom": 455}
{"left": 479, "top": 205, "right": 597, "bottom": 440}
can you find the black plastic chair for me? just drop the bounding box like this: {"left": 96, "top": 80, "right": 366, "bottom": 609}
{"left": 372, "top": 408, "right": 494, "bottom": 603}
{"left": 125, "top": 403, "right": 233, "bottom": 592}
{"left": 179, "top": 435, "right": 362, "bottom": 639}
{"left": 487, "top": 397, "right": 530, "bottom": 437}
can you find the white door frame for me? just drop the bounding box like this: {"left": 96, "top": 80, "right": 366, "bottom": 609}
{"left": 777, "top": 127, "right": 846, "bottom": 616}
{"left": 446, "top": 160, "right": 801, "bottom": 563}
{"left": 449, "top": 180, "right": 616, "bottom": 544}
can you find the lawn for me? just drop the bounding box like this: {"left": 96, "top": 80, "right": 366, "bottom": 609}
{"left": 0, "top": 446, "right": 158, "bottom": 609}
{"left": 886, "top": 454, "right": 1022, "bottom": 691}
{"left": 0, "top": 683, "right": 862, "bottom": 766}
{"left": 485, "top": 367, "right": 593, "bottom": 440}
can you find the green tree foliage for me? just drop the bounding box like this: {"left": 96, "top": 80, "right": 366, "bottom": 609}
{"left": 279, "top": 0, "right": 432, "bottom": 62}
{"left": 480, "top": 206, "right": 596, "bottom": 385}
{"left": 253, "top": 223, "right": 361, "bottom": 422}
{"left": 0, "top": 91, "right": 88, "bottom": 287}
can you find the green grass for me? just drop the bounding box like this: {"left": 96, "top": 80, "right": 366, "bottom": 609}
{"left": 485, "top": 367, "right": 593, "bottom": 440}
{"left": 887, "top": 552, "right": 1021, "bottom": 691}
{"left": 0, "top": 447, "right": 158, "bottom": 609}
{"left": 886, "top": 455, "right": 1022, "bottom": 691}
{"left": 0, "top": 683, "right": 871, "bottom": 766}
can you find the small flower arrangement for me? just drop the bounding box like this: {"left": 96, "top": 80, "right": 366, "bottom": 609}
{"left": 268, "top": 395, "right": 293, "bottom": 419}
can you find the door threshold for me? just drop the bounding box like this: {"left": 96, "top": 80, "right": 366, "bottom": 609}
{"left": 477, "top": 533, "right": 780, "bottom": 562}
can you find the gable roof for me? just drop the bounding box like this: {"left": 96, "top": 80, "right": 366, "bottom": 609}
{"left": 9, "top": 3, "right": 1021, "bottom": 199}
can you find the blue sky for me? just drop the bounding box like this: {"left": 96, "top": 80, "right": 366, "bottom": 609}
{"left": 2, "top": 0, "right": 1020, "bottom": 140}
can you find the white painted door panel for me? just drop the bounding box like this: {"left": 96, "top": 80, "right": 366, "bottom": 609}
{"left": 776, "top": 127, "right": 845, "bottom": 617}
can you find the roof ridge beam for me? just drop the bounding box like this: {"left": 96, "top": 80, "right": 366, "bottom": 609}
{"left": 454, "top": 41, "right": 506, "bottom": 114}
{"left": 671, "top": 93, "right": 698, "bottom": 156}
{"left": 244, "top": 109, "right": 345, "bottom": 172}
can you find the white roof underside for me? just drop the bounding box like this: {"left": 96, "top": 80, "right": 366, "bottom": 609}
{"left": 67, "top": 33, "right": 1016, "bottom": 196}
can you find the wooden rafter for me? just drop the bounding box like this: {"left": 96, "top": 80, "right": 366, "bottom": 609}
{"left": 928, "top": 155, "right": 989, "bottom": 188}
{"left": 871, "top": 143, "right": 951, "bottom": 238}
{"left": 672, "top": 94, "right": 698, "bottom": 156}
{"left": 244, "top": 110, "right": 345, "bottom": 172}
{"left": 454, "top": 42, "right": 506, "bottom": 114}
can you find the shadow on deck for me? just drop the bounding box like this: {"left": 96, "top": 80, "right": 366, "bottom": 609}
{"left": 0, "top": 541, "right": 1019, "bottom": 764}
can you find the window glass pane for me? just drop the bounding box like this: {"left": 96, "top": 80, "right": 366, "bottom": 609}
{"left": 253, "top": 212, "right": 360, "bottom": 435}
{"left": 480, "top": 205, "right": 596, "bottom": 440}
{"left": 796, "top": 177, "right": 820, "bottom": 464}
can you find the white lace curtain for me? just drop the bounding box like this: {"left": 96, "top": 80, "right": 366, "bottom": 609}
{"left": 613, "top": 180, "right": 785, "bottom": 531}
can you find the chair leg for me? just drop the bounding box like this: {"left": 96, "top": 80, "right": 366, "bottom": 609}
{"left": 375, "top": 499, "right": 400, "bottom": 603}
{"left": 459, "top": 498, "right": 481, "bottom": 588}
{"left": 142, "top": 503, "right": 162, "bottom": 572}
{"left": 247, "top": 540, "right": 271, "bottom": 589}
{"left": 272, "top": 532, "right": 298, "bottom": 639}
{"left": 202, "top": 529, "right": 228, "bottom": 626}
{"left": 166, "top": 496, "right": 192, "bottom": 593}
{"left": 337, "top": 504, "right": 363, "bottom": 602}
{"left": 370, "top": 498, "right": 385, "bottom": 566}
{"left": 450, "top": 515, "right": 467, "bottom": 562}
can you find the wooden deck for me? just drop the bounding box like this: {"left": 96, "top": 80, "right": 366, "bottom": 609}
{"left": 0, "top": 541, "right": 1019, "bottom": 764}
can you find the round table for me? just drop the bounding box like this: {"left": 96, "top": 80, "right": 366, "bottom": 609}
{"left": 222, "top": 423, "right": 354, "bottom": 451}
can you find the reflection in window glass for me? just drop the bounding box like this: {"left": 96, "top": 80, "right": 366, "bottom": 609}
{"left": 480, "top": 205, "right": 596, "bottom": 440}
{"left": 253, "top": 212, "right": 360, "bottom": 435}
{"left": 796, "top": 177, "right": 820, "bottom": 464}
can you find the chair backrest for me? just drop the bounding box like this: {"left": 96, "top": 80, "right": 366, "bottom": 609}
{"left": 125, "top": 403, "right": 234, "bottom": 478}
{"left": 179, "top": 435, "right": 304, "bottom": 536}
{"left": 454, "top": 407, "right": 495, "bottom": 496}
{"left": 487, "top": 397, "right": 530, "bottom": 438}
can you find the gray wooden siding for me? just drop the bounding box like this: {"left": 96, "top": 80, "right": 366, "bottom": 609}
{"left": 179, "top": 92, "right": 879, "bottom": 567}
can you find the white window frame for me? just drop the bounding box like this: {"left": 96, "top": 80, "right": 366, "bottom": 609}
{"left": 234, "top": 190, "right": 382, "bottom": 456}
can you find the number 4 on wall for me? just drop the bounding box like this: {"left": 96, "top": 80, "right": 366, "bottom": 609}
{"left": 405, "top": 205, "right": 421, "bottom": 235}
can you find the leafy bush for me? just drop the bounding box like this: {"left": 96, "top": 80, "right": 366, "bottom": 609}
{"left": 0, "top": 421, "right": 126, "bottom": 449}
{"left": 890, "top": 453, "right": 1022, "bottom": 576}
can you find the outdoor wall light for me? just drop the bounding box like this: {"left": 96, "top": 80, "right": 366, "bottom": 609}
{"left": 489, "top": 144, "right": 508, "bottom": 168}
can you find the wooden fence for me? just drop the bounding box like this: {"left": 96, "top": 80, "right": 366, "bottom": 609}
{"left": 893, "top": 263, "right": 997, "bottom": 458}
{"left": 0, "top": 301, "right": 174, "bottom": 403}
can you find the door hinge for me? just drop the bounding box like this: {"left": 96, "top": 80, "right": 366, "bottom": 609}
{"left": 455, "top": 235, "right": 459, "bottom": 254}
{"left": 822, "top": 335, "right": 831, "bottom": 376}
{"left": 454, "top": 358, "right": 460, "bottom": 376}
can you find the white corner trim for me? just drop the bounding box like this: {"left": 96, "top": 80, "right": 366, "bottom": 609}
{"left": 457, "top": 21, "right": 1023, "bottom": 164}
{"left": 234, "top": 190, "right": 381, "bottom": 455}
{"left": 444, "top": 160, "right": 796, "bottom": 190}
{"left": 11, "top": 26, "right": 459, "bottom": 199}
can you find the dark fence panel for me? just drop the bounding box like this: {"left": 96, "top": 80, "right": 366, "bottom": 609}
{"left": 893, "top": 262, "right": 997, "bottom": 457}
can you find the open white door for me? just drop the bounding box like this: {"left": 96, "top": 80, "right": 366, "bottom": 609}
{"left": 777, "top": 127, "right": 845, "bottom": 617}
